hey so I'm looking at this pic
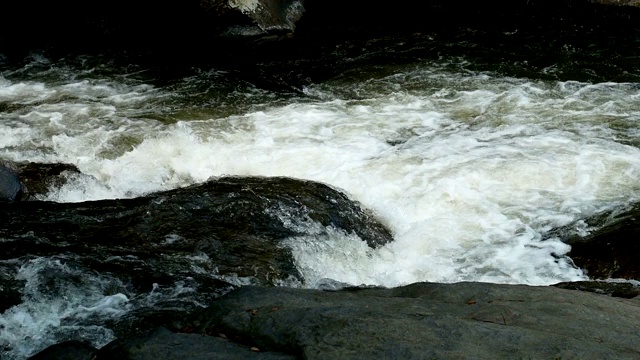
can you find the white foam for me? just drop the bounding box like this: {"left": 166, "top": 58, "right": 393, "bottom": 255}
{"left": 4, "top": 62, "right": 640, "bottom": 288}
{"left": 228, "top": 0, "right": 261, "bottom": 13}
{"left": 0, "top": 258, "right": 127, "bottom": 359}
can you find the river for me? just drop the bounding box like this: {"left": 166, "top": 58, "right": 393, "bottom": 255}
{"left": 2, "top": 10, "right": 640, "bottom": 358}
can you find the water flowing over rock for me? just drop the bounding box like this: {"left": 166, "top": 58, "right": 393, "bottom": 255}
{"left": 5, "top": 1, "right": 640, "bottom": 359}
{"left": 0, "top": 175, "right": 392, "bottom": 308}
{"left": 14, "top": 162, "right": 80, "bottom": 200}
{"left": 224, "top": 0, "right": 304, "bottom": 33}
{"left": 556, "top": 204, "right": 640, "bottom": 279}
{"left": 1, "top": 161, "right": 81, "bottom": 202}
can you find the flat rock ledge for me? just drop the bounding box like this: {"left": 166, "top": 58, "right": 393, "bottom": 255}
{"left": 34, "top": 281, "right": 640, "bottom": 360}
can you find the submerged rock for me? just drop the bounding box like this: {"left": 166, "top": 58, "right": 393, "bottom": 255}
{"left": 100, "top": 282, "right": 640, "bottom": 359}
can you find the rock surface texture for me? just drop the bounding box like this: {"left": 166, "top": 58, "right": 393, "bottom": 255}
{"left": 81, "top": 282, "right": 640, "bottom": 360}
{"left": 0, "top": 176, "right": 392, "bottom": 326}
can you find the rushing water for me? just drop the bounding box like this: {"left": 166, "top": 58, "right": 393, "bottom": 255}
{"left": 2, "top": 22, "right": 640, "bottom": 358}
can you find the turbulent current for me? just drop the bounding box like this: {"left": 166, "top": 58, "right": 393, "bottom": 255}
{"left": 2, "top": 25, "right": 640, "bottom": 358}
{"left": 3, "top": 54, "right": 640, "bottom": 285}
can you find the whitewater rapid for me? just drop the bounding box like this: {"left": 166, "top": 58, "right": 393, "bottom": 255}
{"left": 3, "top": 57, "right": 640, "bottom": 289}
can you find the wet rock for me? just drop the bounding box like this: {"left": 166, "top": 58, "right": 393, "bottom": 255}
{"left": 96, "top": 327, "right": 295, "bottom": 360}
{"left": 0, "top": 176, "right": 392, "bottom": 347}
{"left": 104, "top": 276, "right": 237, "bottom": 339}
{"left": 27, "top": 340, "right": 97, "bottom": 360}
{"left": 15, "top": 162, "right": 80, "bottom": 200}
{"left": 553, "top": 280, "right": 640, "bottom": 298}
{"left": 1, "top": 161, "right": 80, "bottom": 202}
{"left": 166, "top": 282, "right": 640, "bottom": 359}
{"left": 221, "top": 0, "right": 304, "bottom": 34}
{"left": 0, "top": 161, "right": 26, "bottom": 202}
{"left": 0, "top": 175, "right": 392, "bottom": 304}
{"left": 555, "top": 203, "right": 640, "bottom": 279}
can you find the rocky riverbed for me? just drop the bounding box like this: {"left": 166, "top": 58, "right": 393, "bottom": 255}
{"left": 1, "top": 162, "right": 638, "bottom": 359}
{"left": 31, "top": 282, "right": 640, "bottom": 359}
{"left": 4, "top": 0, "right": 640, "bottom": 359}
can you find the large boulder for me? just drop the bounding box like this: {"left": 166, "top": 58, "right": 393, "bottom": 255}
{"left": 0, "top": 175, "right": 393, "bottom": 351}
{"left": 0, "top": 175, "right": 392, "bottom": 315}
{"left": 97, "top": 282, "right": 640, "bottom": 359}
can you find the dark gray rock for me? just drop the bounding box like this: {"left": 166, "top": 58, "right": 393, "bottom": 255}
{"left": 181, "top": 282, "right": 640, "bottom": 359}
{"left": 553, "top": 203, "right": 640, "bottom": 279}
{"left": 0, "top": 161, "right": 25, "bottom": 202}
{"left": 1, "top": 161, "right": 80, "bottom": 202}
{"left": 553, "top": 280, "right": 640, "bottom": 298}
{"left": 0, "top": 176, "right": 392, "bottom": 338}
{"left": 96, "top": 327, "right": 295, "bottom": 360}
{"left": 15, "top": 162, "right": 80, "bottom": 200}
{"left": 27, "top": 340, "right": 97, "bottom": 360}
